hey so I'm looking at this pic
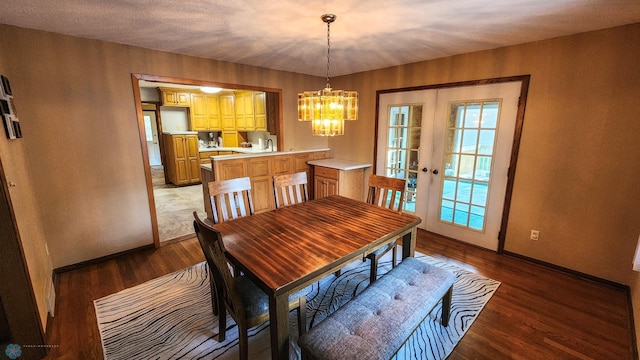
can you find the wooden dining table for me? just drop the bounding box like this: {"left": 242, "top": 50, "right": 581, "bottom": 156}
{"left": 212, "top": 195, "right": 422, "bottom": 359}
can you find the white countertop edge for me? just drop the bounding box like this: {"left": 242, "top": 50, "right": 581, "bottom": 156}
{"left": 163, "top": 131, "right": 198, "bottom": 135}
{"left": 307, "top": 158, "right": 372, "bottom": 171}
{"left": 198, "top": 146, "right": 269, "bottom": 153}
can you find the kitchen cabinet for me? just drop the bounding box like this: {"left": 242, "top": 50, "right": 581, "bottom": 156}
{"left": 221, "top": 130, "right": 246, "bottom": 148}
{"left": 219, "top": 94, "right": 236, "bottom": 130}
{"left": 217, "top": 158, "right": 247, "bottom": 180}
{"left": 190, "top": 93, "right": 221, "bottom": 131}
{"left": 200, "top": 150, "right": 242, "bottom": 164}
{"left": 158, "top": 88, "right": 190, "bottom": 107}
{"left": 314, "top": 166, "right": 340, "bottom": 199}
{"left": 163, "top": 89, "right": 265, "bottom": 132}
{"left": 204, "top": 150, "right": 329, "bottom": 218}
{"left": 310, "top": 159, "right": 371, "bottom": 201}
{"left": 272, "top": 156, "right": 291, "bottom": 175}
{"left": 247, "top": 157, "right": 274, "bottom": 213}
{"left": 234, "top": 91, "right": 267, "bottom": 131}
{"left": 235, "top": 91, "right": 255, "bottom": 131}
{"left": 254, "top": 92, "right": 267, "bottom": 131}
{"left": 292, "top": 151, "right": 327, "bottom": 198}
{"left": 199, "top": 151, "right": 217, "bottom": 164}
{"left": 163, "top": 133, "right": 200, "bottom": 185}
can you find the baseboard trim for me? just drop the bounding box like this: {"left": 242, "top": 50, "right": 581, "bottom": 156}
{"left": 53, "top": 244, "right": 155, "bottom": 274}
{"left": 502, "top": 250, "right": 626, "bottom": 290}
{"left": 160, "top": 234, "right": 196, "bottom": 246}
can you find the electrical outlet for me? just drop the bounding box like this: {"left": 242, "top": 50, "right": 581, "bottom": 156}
{"left": 530, "top": 229, "right": 540, "bottom": 241}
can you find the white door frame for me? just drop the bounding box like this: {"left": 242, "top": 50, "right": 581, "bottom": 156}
{"left": 374, "top": 76, "right": 530, "bottom": 253}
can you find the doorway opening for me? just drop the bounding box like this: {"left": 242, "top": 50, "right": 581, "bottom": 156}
{"left": 131, "top": 74, "right": 284, "bottom": 247}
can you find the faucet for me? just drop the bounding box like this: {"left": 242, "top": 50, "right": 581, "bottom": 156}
{"left": 265, "top": 138, "right": 274, "bottom": 152}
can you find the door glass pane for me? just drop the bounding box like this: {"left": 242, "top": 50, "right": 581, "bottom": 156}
{"left": 463, "top": 103, "right": 481, "bottom": 128}
{"left": 441, "top": 200, "right": 454, "bottom": 222}
{"left": 143, "top": 115, "right": 154, "bottom": 142}
{"left": 442, "top": 178, "right": 455, "bottom": 200}
{"left": 447, "top": 129, "right": 462, "bottom": 153}
{"left": 461, "top": 129, "right": 478, "bottom": 154}
{"left": 459, "top": 154, "right": 475, "bottom": 179}
{"left": 438, "top": 100, "right": 501, "bottom": 232}
{"left": 478, "top": 130, "right": 495, "bottom": 155}
{"left": 456, "top": 180, "right": 472, "bottom": 203}
{"left": 480, "top": 102, "right": 499, "bottom": 128}
{"left": 386, "top": 104, "right": 423, "bottom": 213}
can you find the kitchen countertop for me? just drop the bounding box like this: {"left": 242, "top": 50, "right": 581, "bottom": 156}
{"left": 307, "top": 158, "right": 372, "bottom": 171}
{"left": 163, "top": 131, "right": 198, "bottom": 135}
{"left": 200, "top": 148, "right": 331, "bottom": 163}
{"left": 198, "top": 146, "right": 274, "bottom": 154}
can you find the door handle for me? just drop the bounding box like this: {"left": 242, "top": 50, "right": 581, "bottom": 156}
{"left": 421, "top": 167, "right": 429, "bottom": 173}
{"left": 432, "top": 169, "right": 439, "bottom": 175}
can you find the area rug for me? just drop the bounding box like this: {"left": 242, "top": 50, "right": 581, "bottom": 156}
{"left": 94, "top": 251, "right": 500, "bottom": 359}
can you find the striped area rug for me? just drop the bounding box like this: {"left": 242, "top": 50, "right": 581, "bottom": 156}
{"left": 94, "top": 251, "right": 500, "bottom": 359}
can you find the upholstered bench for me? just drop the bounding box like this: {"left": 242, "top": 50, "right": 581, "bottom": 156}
{"left": 298, "top": 257, "right": 456, "bottom": 360}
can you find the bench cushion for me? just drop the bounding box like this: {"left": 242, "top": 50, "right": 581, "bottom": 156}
{"left": 298, "top": 257, "right": 456, "bottom": 360}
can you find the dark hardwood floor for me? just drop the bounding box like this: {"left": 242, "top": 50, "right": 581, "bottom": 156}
{"left": 45, "top": 230, "right": 634, "bottom": 359}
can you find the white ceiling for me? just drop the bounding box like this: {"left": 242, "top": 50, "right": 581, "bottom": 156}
{"left": 1, "top": 0, "right": 640, "bottom": 77}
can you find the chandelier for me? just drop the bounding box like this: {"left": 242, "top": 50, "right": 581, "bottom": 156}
{"left": 298, "top": 14, "right": 358, "bottom": 136}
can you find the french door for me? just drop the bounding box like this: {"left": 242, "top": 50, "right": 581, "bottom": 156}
{"left": 376, "top": 82, "right": 521, "bottom": 250}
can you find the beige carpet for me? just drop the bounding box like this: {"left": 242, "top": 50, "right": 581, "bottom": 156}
{"left": 152, "top": 166, "right": 207, "bottom": 242}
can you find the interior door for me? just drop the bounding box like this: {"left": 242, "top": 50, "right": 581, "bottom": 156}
{"left": 377, "top": 81, "right": 521, "bottom": 250}
{"left": 143, "top": 110, "right": 161, "bottom": 166}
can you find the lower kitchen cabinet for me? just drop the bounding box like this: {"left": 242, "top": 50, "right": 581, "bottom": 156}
{"left": 199, "top": 151, "right": 217, "bottom": 164}
{"left": 247, "top": 157, "right": 274, "bottom": 213}
{"left": 202, "top": 150, "right": 330, "bottom": 219}
{"left": 309, "top": 159, "right": 372, "bottom": 201}
{"left": 163, "top": 133, "right": 201, "bottom": 185}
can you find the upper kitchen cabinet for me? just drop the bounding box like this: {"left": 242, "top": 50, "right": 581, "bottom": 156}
{"left": 219, "top": 94, "right": 236, "bottom": 130}
{"left": 190, "top": 93, "right": 221, "bottom": 131}
{"left": 235, "top": 91, "right": 267, "bottom": 131}
{"left": 158, "top": 87, "right": 191, "bottom": 107}
{"left": 235, "top": 91, "right": 255, "bottom": 131}
{"left": 254, "top": 92, "right": 267, "bottom": 131}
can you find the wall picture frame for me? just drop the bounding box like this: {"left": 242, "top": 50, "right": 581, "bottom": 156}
{"left": 0, "top": 75, "right": 20, "bottom": 139}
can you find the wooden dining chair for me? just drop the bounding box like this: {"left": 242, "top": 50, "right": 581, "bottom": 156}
{"left": 193, "top": 213, "right": 307, "bottom": 360}
{"left": 207, "top": 176, "right": 255, "bottom": 310}
{"left": 366, "top": 174, "right": 407, "bottom": 284}
{"left": 273, "top": 171, "right": 309, "bottom": 209}
{"left": 208, "top": 176, "right": 254, "bottom": 224}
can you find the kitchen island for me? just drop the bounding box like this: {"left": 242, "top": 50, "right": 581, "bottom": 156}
{"left": 198, "top": 145, "right": 276, "bottom": 158}
{"left": 200, "top": 148, "right": 330, "bottom": 219}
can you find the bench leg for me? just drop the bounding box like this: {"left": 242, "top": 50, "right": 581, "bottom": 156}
{"left": 441, "top": 286, "right": 453, "bottom": 327}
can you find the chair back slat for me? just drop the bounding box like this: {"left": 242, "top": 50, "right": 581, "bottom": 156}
{"left": 273, "top": 172, "right": 309, "bottom": 209}
{"left": 208, "top": 177, "right": 254, "bottom": 223}
{"left": 193, "top": 213, "right": 246, "bottom": 321}
{"left": 366, "top": 175, "right": 406, "bottom": 213}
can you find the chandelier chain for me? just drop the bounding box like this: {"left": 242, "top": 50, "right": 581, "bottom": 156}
{"left": 326, "top": 18, "right": 331, "bottom": 89}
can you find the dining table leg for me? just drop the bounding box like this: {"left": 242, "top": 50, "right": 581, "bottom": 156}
{"left": 401, "top": 226, "right": 417, "bottom": 259}
{"left": 269, "top": 292, "right": 290, "bottom": 359}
